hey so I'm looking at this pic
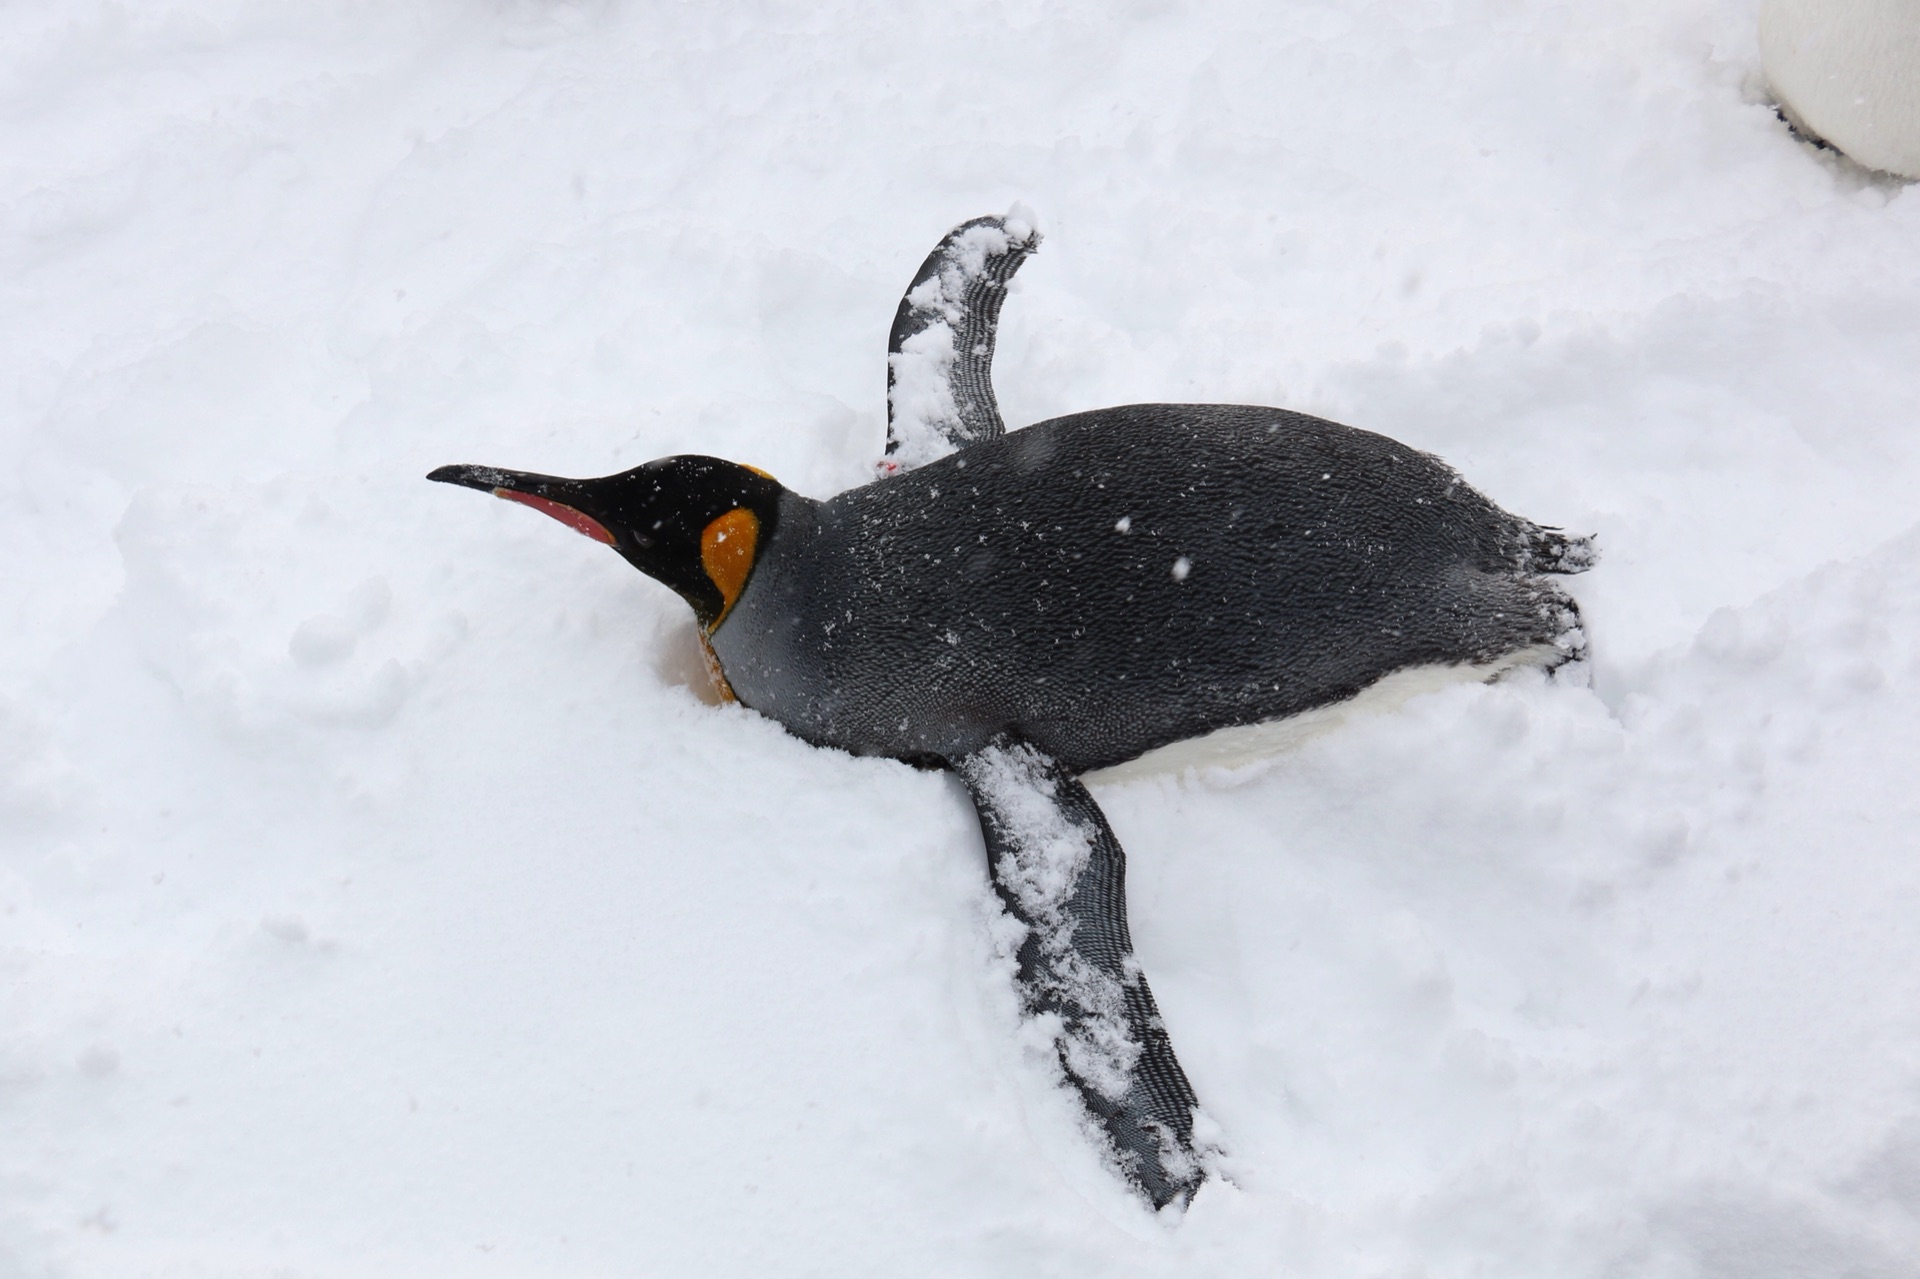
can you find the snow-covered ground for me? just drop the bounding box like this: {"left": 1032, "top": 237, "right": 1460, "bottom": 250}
{"left": 6, "top": 2, "right": 1920, "bottom": 1274}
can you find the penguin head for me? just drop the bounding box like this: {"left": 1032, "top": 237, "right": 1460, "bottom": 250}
{"left": 429, "top": 456, "right": 785, "bottom": 631}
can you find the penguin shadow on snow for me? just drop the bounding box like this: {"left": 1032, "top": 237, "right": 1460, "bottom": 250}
{"left": 428, "top": 208, "right": 1596, "bottom": 1212}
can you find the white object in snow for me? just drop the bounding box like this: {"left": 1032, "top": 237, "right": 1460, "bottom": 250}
{"left": 1761, "top": 0, "right": 1920, "bottom": 179}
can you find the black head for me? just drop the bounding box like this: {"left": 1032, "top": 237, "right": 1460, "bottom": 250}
{"left": 428, "top": 455, "right": 786, "bottom": 631}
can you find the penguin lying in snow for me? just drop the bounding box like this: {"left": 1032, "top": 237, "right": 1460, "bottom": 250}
{"left": 430, "top": 211, "right": 1595, "bottom": 1210}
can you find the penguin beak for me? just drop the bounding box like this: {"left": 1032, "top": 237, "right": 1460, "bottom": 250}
{"left": 428, "top": 464, "right": 618, "bottom": 546}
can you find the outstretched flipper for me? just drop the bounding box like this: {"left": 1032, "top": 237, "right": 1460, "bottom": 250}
{"left": 955, "top": 734, "right": 1208, "bottom": 1210}
{"left": 882, "top": 208, "right": 1042, "bottom": 474}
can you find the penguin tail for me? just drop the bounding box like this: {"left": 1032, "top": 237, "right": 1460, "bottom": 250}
{"left": 1523, "top": 526, "right": 1597, "bottom": 576}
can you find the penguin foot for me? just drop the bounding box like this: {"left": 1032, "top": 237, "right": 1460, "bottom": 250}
{"left": 956, "top": 733, "right": 1211, "bottom": 1211}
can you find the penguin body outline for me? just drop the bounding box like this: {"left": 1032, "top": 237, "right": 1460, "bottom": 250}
{"left": 715, "top": 403, "right": 1583, "bottom": 773}
{"left": 430, "top": 211, "right": 1594, "bottom": 1210}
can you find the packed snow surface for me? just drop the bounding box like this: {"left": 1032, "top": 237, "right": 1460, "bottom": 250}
{"left": 5, "top": 2, "right": 1920, "bottom": 1275}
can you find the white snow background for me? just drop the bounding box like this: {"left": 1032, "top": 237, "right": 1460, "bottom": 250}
{"left": 5, "top": 1, "right": 1920, "bottom": 1275}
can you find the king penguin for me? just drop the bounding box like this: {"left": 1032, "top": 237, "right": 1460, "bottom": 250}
{"left": 429, "top": 210, "right": 1595, "bottom": 1210}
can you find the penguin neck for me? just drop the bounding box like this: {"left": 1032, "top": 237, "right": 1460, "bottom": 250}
{"left": 701, "top": 490, "right": 819, "bottom": 667}
{"left": 670, "top": 488, "right": 820, "bottom": 635}
{"left": 693, "top": 490, "right": 821, "bottom": 706}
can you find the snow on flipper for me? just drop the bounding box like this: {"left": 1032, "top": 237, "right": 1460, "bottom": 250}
{"left": 881, "top": 208, "right": 1042, "bottom": 475}
{"left": 955, "top": 733, "right": 1209, "bottom": 1211}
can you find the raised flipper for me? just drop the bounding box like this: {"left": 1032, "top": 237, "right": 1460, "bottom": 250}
{"left": 954, "top": 733, "right": 1208, "bottom": 1210}
{"left": 881, "top": 208, "right": 1042, "bottom": 475}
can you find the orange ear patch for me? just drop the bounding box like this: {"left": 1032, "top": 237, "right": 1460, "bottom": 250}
{"left": 700, "top": 507, "right": 761, "bottom": 630}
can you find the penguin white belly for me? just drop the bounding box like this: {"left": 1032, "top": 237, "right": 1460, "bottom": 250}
{"left": 1761, "top": 0, "right": 1920, "bottom": 179}
{"left": 1083, "top": 644, "right": 1563, "bottom": 784}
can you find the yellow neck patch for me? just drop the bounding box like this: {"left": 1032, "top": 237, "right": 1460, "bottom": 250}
{"left": 700, "top": 507, "right": 760, "bottom": 632}
{"left": 697, "top": 632, "right": 738, "bottom": 703}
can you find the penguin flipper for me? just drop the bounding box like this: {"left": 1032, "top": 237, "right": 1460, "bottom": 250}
{"left": 955, "top": 733, "right": 1208, "bottom": 1210}
{"left": 882, "top": 209, "right": 1042, "bottom": 474}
